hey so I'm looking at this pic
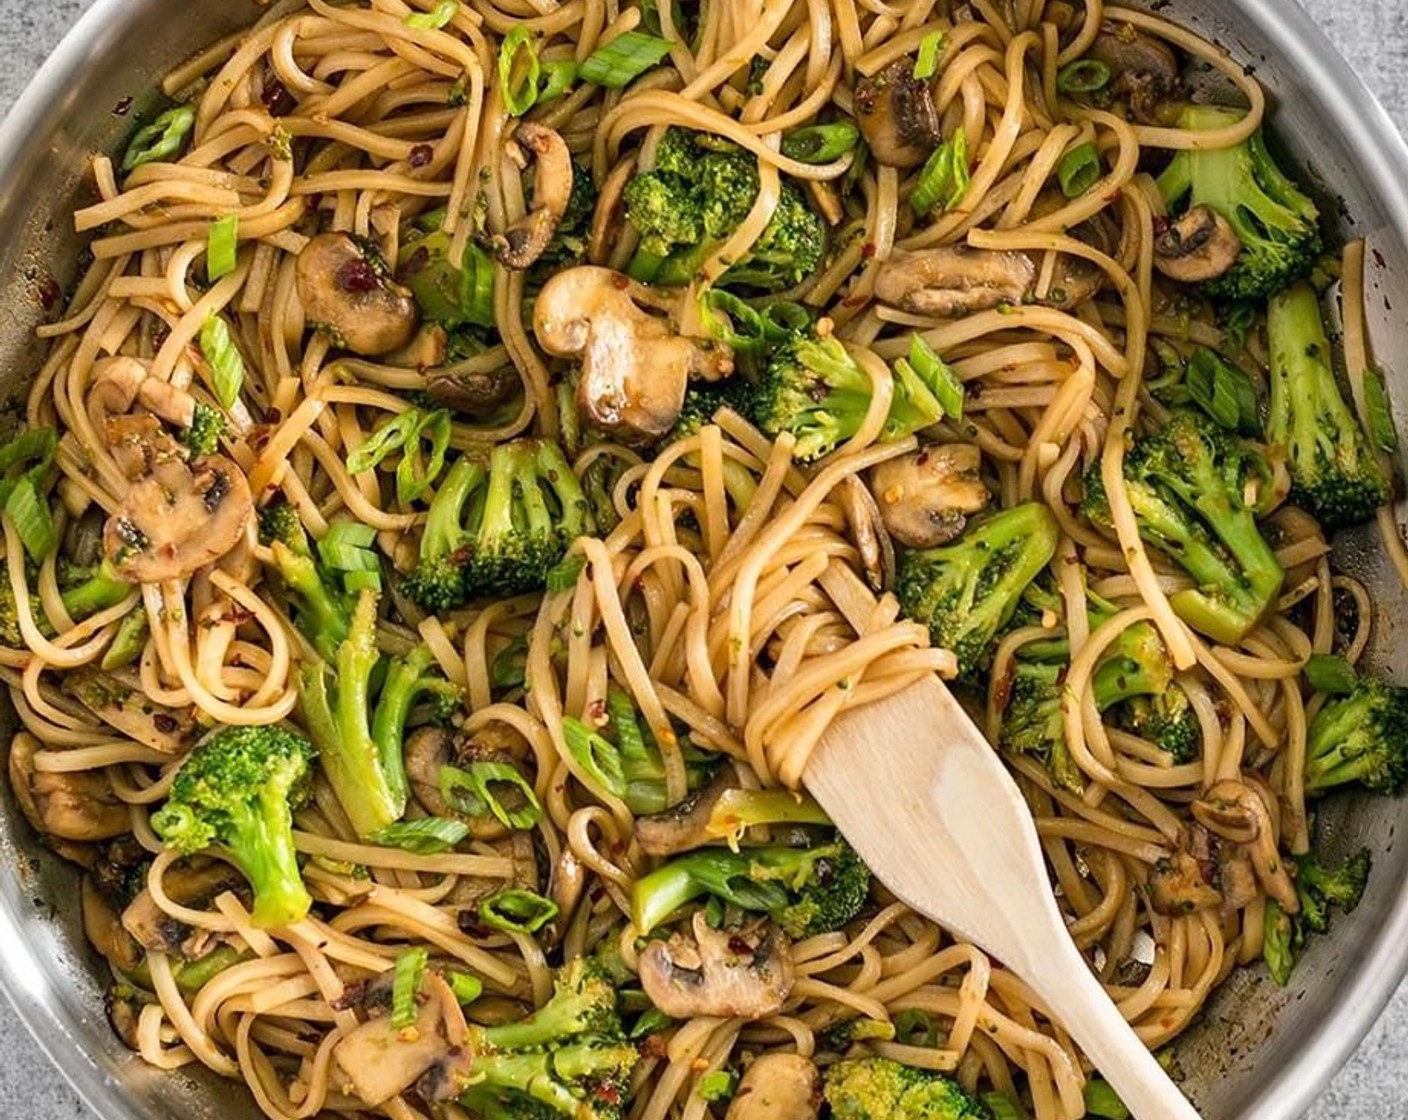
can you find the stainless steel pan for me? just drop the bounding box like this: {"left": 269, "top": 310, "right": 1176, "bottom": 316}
{"left": 0, "top": 1, "right": 1405, "bottom": 1117}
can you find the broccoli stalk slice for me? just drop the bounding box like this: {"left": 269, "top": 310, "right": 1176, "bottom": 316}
{"left": 1267, "top": 283, "right": 1390, "bottom": 529}
{"left": 1157, "top": 105, "right": 1320, "bottom": 301}
{"left": 1303, "top": 676, "right": 1408, "bottom": 795}
{"left": 270, "top": 542, "right": 350, "bottom": 662}
{"left": 898, "top": 502, "right": 1060, "bottom": 676}
{"left": 298, "top": 591, "right": 406, "bottom": 838}
{"left": 630, "top": 841, "right": 870, "bottom": 937}
{"left": 370, "top": 643, "right": 460, "bottom": 813}
{"left": 149, "top": 725, "right": 314, "bottom": 929}
{"left": 479, "top": 960, "right": 624, "bottom": 1050}
{"left": 1090, "top": 621, "right": 1173, "bottom": 708}
{"left": 60, "top": 559, "right": 134, "bottom": 621}
{"left": 1264, "top": 847, "right": 1371, "bottom": 986}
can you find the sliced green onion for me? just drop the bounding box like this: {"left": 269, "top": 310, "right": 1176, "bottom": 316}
{"left": 780, "top": 122, "right": 860, "bottom": 164}
{"left": 478, "top": 888, "right": 558, "bottom": 934}
{"left": 1363, "top": 365, "right": 1399, "bottom": 455}
{"left": 1305, "top": 653, "right": 1357, "bottom": 696}
{"left": 405, "top": 0, "right": 457, "bottom": 29}
{"left": 439, "top": 760, "right": 543, "bottom": 831}
{"left": 390, "top": 947, "right": 429, "bottom": 1030}
{"left": 323, "top": 521, "right": 377, "bottom": 549}
{"left": 910, "top": 129, "right": 969, "bottom": 216}
{"left": 982, "top": 1094, "right": 1023, "bottom": 1120}
{"left": 397, "top": 409, "right": 452, "bottom": 505}
{"left": 199, "top": 315, "right": 245, "bottom": 409}
{"left": 4, "top": 478, "right": 55, "bottom": 562}
{"left": 894, "top": 1008, "right": 939, "bottom": 1048}
{"left": 489, "top": 634, "right": 528, "bottom": 689}
{"left": 1083, "top": 1079, "right": 1131, "bottom": 1120}
{"left": 537, "top": 60, "right": 578, "bottom": 105}
{"left": 561, "top": 716, "right": 627, "bottom": 796}
{"left": 701, "top": 290, "right": 810, "bottom": 354}
{"left": 343, "top": 569, "right": 382, "bottom": 593}
{"left": 122, "top": 105, "right": 196, "bottom": 172}
{"left": 445, "top": 969, "right": 483, "bottom": 1005}
{"left": 1056, "top": 59, "right": 1113, "bottom": 94}
{"left": 0, "top": 428, "right": 56, "bottom": 473}
{"left": 629, "top": 1007, "right": 675, "bottom": 1039}
{"left": 318, "top": 540, "right": 380, "bottom": 572}
{"left": 907, "top": 334, "right": 964, "bottom": 421}
{"left": 1057, "top": 141, "right": 1102, "bottom": 198}
{"left": 347, "top": 409, "right": 424, "bottom": 475}
{"left": 1185, "top": 347, "right": 1259, "bottom": 436}
{"left": 498, "top": 26, "right": 541, "bottom": 117}
{"left": 580, "top": 30, "right": 672, "bottom": 89}
{"left": 913, "top": 30, "right": 944, "bottom": 80}
{"left": 606, "top": 686, "right": 649, "bottom": 766}
{"left": 696, "top": 1071, "right": 736, "bottom": 1103}
{"left": 546, "top": 551, "right": 586, "bottom": 592}
{"left": 371, "top": 817, "right": 470, "bottom": 853}
{"left": 206, "top": 215, "right": 239, "bottom": 281}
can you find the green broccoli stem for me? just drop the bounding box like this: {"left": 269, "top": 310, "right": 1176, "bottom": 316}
{"left": 226, "top": 786, "right": 314, "bottom": 928}
{"left": 1090, "top": 622, "right": 1171, "bottom": 709}
{"left": 101, "top": 608, "right": 150, "bottom": 670}
{"left": 271, "top": 542, "right": 349, "bottom": 662}
{"left": 369, "top": 643, "right": 441, "bottom": 813}
{"left": 630, "top": 845, "right": 831, "bottom": 934}
{"left": 61, "top": 559, "right": 134, "bottom": 621}
{"left": 423, "top": 456, "right": 485, "bottom": 561}
{"left": 299, "top": 591, "right": 405, "bottom": 838}
{"left": 705, "top": 787, "right": 832, "bottom": 839}
{"left": 477, "top": 959, "right": 621, "bottom": 1050}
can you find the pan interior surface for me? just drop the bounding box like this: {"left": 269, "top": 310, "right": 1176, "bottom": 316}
{"left": 0, "top": 2, "right": 1404, "bottom": 1118}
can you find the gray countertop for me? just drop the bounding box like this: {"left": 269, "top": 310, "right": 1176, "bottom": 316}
{"left": 0, "top": 0, "right": 1404, "bottom": 1116}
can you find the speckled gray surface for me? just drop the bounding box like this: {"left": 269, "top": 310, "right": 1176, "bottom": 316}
{"left": 0, "top": 0, "right": 1404, "bottom": 1116}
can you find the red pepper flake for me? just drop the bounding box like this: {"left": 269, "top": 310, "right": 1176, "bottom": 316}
{"left": 36, "top": 277, "right": 62, "bottom": 311}
{"left": 112, "top": 96, "right": 133, "bottom": 116}
{"left": 337, "top": 256, "right": 381, "bottom": 293}
{"left": 409, "top": 144, "right": 433, "bottom": 168}
{"left": 861, "top": 241, "right": 877, "bottom": 259}
{"left": 1373, "top": 248, "right": 1388, "bottom": 269}
{"left": 727, "top": 935, "right": 753, "bottom": 955}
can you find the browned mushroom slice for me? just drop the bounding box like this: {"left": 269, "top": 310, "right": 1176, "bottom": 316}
{"left": 726, "top": 1053, "right": 821, "bottom": 1120}
{"left": 296, "top": 231, "right": 420, "bottom": 356}
{"left": 1087, "top": 22, "right": 1182, "bottom": 125}
{"left": 1154, "top": 205, "right": 1242, "bottom": 284}
{"left": 425, "top": 365, "right": 521, "bottom": 417}
{"left": 121, "top": 861, "right": 248, "bottom": 953}
{"left": 495, "top": 122, "right": 574, "bottom": 270}
{"left": 106, "top": 987, "right": 146, "bottom": 1050}
{"left": 87, "top": 356, "right": 149, "bottom": 436}
{"left": 1191, "top": 779, "right": 1299, "bottom": 913}
{"left": 9, "top": 732, "right": 130, "bottom": 842}
{"left": 104, "top": 414, "right": 185, "bottom": 482}
{"left": 533, "top": 266, "right": 733, "bottom": 445}
{"left": 333, "top": 995, "right": 450, "bottom": 1107}
{"left": 874, "top": 246, "right": 1036, "bottom": 317}
{"left": 638, "top": 912, "right": 795, "bottom": 1019}
{"left": 82, "top": 874, "right": 144, "bottom": 974}
{"left": 1042, "top": 252, "right": 1106, "bottom": 310}
{"left": 636, "top": 767, "right": 742, "bottom": 858}
{"left": 406, "top": 726, "right": 456, "bottom": 818}
{"left": 1147, "top": 851, "right": 1223, "bottom": 916}
{"left": 383, "top": 323, "right": 449, "bottom": 370}
{"left": 868, "top": 443, "right": 991, "bottom": 549}
{"left": 853, "top": 59, "right": 942, "bottom": 169}
{"left": 63, "top": 667, "right": 197, "bottom": 754}
{"left": 103, "top": 453, "right": 252, "bottom": 582}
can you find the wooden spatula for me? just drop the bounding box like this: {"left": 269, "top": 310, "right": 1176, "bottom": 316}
{"left": 805, "top": 672, "right": 1202, "bottom": 1120}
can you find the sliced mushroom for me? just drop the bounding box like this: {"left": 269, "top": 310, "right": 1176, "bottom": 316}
{"left": 853, "top": 59, "right": 942, "bottom": 169}
{"left": 9, "top": 732, "right": 129, "bottom": 842}
{"left": 726, "top": 1053, "right": 821, "bottom": 1120}
{"left": 1192, "top": 779, "right": 1298, "bottom": 913}
{"left": 1147, "top": 852, "right": 1223, "bottom": 917}
{"left": 63, "top": 668, "right": 198, "bottom": 754}
{"left": 638, "top": 912, "right": 795, "bottom": 1019}
{"left": 540, "top": 844, "right": 587, "bottom": 948}
{"left": 838, "top": 475, "right": 891, "bottom": 593}
{"left": 82, "top": 874, "right": 144, "bottom": 974}
{"left": 106, "top": 987, "right": 145, "bottom": 1050}
{"left": 407, "top": 727, "right": 456, "bottom": 819}
{"left": 424, "top": 365, "right": 520, "bottom": 417}
{"left": 104, "top": 414, "right": 186, "bottom": 482}
{"left": 868, "top": 443, "right": 991, "bottom": 549}
{"left": 296, "top": 231, "right": 419, "bottom": 356}
{"left": 86, "top": 357, "right": 150, "bottom": 437}
{"left": 122, "top": 861, "right": 248, "bottom": 954}
{"left": 384, "top": 324, "right": 449, "bottom": 370}
{"left": 334, "top": 995, "right": 449, "bottom": 1107}
{"left": 495, "top": 122, "right": 574, "bottom": 270}
{"left": 1087, "top": 22, "right": 1182, "bottom": 125}
{"left": 636, "top": 767, "right": 741, "bottom": 858}
{"left": 875, "top": 246, "right": 1035, "bottom": 317}
{"left": 1043, "top": 252, "right": 1106, "bottom": 310}
{"left": 533, "top": 266, "right": 734, "bottom": 445}
{"left": 1154, "top": 205, "right": 1242, "bottom": 284}
{"left": 103, "top": 452, "right": 253, "bottom": 582}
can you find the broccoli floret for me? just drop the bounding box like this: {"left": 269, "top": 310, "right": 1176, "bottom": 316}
{"left": 1115, "top": 690, "right": 1200, "bottom": 763}
{"left": 1000, "top": 660, "right": 1086, "bottom": 794}
{"left": 437, "top": 959, "right": 638, "bottom": 1120}
{"left": 532, "top": 162, "right": 600, "bottom": 277}
{"left": 1081, "top": 410, "right": 1284, "bottom": 645}
{"left": 402, "top": 440, "right": 594, "bottom": 611}
{"left": 625, "top": 128, "right": 825, "bottom": 293}
{"left": 298, "top": 590, "right": 408, "bottom": 838}
{"left": 824, "top": 1057, "right": 990, "bottom": 1120}
{"left": 630, "top": 838, "right": 870, "bottom": 937}
{"left": 673, "top": 377, "right": 757, "bottom": 438}
{"left": 59, "top": 559, "right": 135, "bottom": 622}
{"left": 0, "top": 584, "right": 46, "bottom": 646}
{"left": 1266, "top": 282, "right": 1391, "bottom": 528}
{"left": 1303, "top": 675, "right": 1408, "bottom": 796}
{"left": 755, "top": 332, "right": 947, "bottom": 464}
{"left": 259, "top": 498, "right": 351, "bottom": 662}
{"left": 149, "top": 725, "right": 314, "bottom": 929}
{"left": 897, "top": 503, "right": 1059, "bottom": 676}
{"left": 1263, "top": 847, "right": 1371, "bottom": 986}
{"left": 1157, "top": 105, "right": 1321, "bottom": 301}
{"left": 184, "top": 402, "right": 225, "bottom": 457}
